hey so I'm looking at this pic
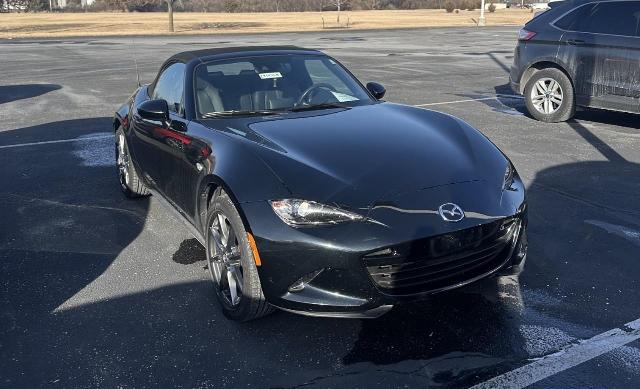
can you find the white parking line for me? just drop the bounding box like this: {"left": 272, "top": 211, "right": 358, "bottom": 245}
{"left": 415, "top": 94, "right": 523, "bottom": 107}
{"left": 0, "top": 134, "right": 113, "bottom": 149}
{"left": 471, "top": 318, "right": 640, "bottom": 389}
{"left": 585, "top": 220, "right": 640, "bottom": 247}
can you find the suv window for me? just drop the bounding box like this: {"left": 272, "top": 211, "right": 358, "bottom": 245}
{"left": 152, "top": 62, "right": 185, "bottom": 115}
{"left": 554, "top": 4, "right": 593, "bottom": 30}
{"left": 556, "top": 1, "right": 640, "bottom": 37}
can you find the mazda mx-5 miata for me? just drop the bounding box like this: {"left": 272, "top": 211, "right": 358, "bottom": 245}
{"left": 114, "top": 46, "right": 528, "bottom": 321}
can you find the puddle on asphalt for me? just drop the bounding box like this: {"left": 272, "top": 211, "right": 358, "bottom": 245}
{"left": 72, "top": 133, "right": 114, "bottom": 167}
{"left": 172, "top": 238, "right": 206, "bottom": 265}
{"left": 339, "top": 280, "right": 528, "bottom": 386}
{"left": 484, "top": 97, "right": 525, "bottom": 116}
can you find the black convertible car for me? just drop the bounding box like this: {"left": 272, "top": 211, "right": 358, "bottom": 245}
{"left": 114, "top": 46, "right": 528, "bottom": 321}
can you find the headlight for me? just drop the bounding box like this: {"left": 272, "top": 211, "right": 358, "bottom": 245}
{"left": 270, "top": 199, "right": 363, "bottom": 227}
{"left": 503, "top": 163, "right": 515, "bottom": 190}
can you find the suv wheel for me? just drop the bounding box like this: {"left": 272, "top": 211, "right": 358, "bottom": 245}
{"left": 524, "top": 68, "right": 575, "bottom": 123}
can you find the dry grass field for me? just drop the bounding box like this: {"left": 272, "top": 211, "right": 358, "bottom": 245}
{"left": 0, "top": 9, "right": 534, "bottom": 39}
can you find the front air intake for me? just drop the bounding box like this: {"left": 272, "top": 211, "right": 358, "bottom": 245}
{"left": 363, "top": 218, "right": 519, "bottom": 295}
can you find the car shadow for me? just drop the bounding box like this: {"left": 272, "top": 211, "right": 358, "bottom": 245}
{"left": 571, "top": 109, "right": 640, "bottom": 130}
{"left": 493, "top": 76, "right": 640, "bottom": 323}
{"left": 342, "top": 277, "right": 528, "bottom": 385}
{"left": 0, "top": 83, "right": 62, "bottom": 104}
{"left": 516, "top": 157, "right": 640, "bottom": 327}
{"left": 0, "top": 117, "right": 151, "bottom": 387}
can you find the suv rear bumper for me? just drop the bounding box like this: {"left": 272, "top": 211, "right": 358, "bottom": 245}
{"left": 510, "top": 76, "right": 522, "bottom": 95}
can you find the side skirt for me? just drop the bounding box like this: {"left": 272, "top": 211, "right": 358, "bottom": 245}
{"left": 149, "top": 188, "right": 206, "bottom": 246}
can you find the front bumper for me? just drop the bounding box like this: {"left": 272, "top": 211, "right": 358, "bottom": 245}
{"left": 241, "top": 191, "right": 528, "bottom": 318}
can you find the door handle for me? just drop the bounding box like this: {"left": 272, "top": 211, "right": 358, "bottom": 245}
{"left": 567, "top": 39, "right": 585, "bottom": 45}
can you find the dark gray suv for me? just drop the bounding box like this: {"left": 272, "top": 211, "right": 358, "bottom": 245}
{"left": 510, "top": 0, "right": 640, "bottom": 122}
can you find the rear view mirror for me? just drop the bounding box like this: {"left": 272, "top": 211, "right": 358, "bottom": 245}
{"left": 366, "top": 82, "right": 386, "bottom": 100}
{"left": 138, "top": 99, "right": 170, "bottom": 125}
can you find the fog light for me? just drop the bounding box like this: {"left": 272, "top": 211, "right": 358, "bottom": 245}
{"left": 288, "top": 269, "right": 324, "bottom": 293}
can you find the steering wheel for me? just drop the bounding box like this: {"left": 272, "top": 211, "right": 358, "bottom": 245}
{"left": 295, "top": 83, "right": 337, "bottom": 107}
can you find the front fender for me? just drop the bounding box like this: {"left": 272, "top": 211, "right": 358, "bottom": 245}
{"left": 191, "top": 122, "right": 291, "bottom": 234}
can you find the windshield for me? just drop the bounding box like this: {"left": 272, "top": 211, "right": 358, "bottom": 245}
{"left": 194, "top": 54, "right": 374, "bottom": 118}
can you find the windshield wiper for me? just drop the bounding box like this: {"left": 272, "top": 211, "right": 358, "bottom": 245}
{"left": 201, "top": 110, "right": 282, "bottom": 118}
{"left": 289, "top": 102, "right": 351, "bottom": 112}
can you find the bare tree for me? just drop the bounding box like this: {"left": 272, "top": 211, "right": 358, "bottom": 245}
{"left": 328, "top": 0, "right": 342, "bottom": 22}
{"left": 167, "top": 0, "right": 175, "bottom": 32}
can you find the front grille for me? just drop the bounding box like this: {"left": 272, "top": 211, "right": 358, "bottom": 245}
{"left": 364, "top": 218, "right": 519, "bottom": 296}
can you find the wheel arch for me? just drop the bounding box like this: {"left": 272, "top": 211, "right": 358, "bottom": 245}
{"left": 520, "top": 60, "right": 574, "bottom": 95}
{"left": 196, "top": 175, "right": 253, "bottom": 236}
{"left": 113, "top": 117, "right": 122, "bottom": 132}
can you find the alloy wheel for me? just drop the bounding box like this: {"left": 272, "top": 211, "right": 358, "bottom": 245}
{"left": 208, "top": 212, "right": 244, "bottom": 307}
{"left": 530, "top": 77, "right": 564, "bottom": 115}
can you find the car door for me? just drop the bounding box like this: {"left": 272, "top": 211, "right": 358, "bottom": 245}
{"left": 130, "top": 61, "right": 199, "bottom": 217}
{"left": 555, "top": 1, "right": 640, "bottom": 113}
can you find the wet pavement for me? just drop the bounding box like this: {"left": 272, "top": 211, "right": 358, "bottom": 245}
{"left": 1, "top": 27, "right": 639, "bottom": 388}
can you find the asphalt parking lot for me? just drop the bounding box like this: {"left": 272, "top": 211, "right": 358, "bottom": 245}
{"left": 1, "top": 27, "right": 639, "bottom": 388}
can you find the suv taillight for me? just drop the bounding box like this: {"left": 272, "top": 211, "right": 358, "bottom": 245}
{"left": 518, "top": 28, "right": 537, "bottom": 41}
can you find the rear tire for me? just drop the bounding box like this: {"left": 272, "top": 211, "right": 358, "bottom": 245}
{"left": 115, "top": 125, "right": 150, "bottom": 198}
{"left": 524, "top": 68, "right": 575, "bottom": 123}
{"left": 206, "top": 189, "right": 273, "bottom": 321}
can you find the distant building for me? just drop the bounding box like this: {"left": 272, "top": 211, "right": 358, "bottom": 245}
{"left": 2, "top": 0, "right": 27, "bottom": 11}
{"left": 52, "top": 0, "right": 95, "bottom": 8}
{"left": 1, "top": 0, "right": 93, "bottom": 10}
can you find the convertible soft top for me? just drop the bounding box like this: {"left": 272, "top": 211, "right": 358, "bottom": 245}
{"left": 169, "top": 46, "right": 323, "bottom": 63}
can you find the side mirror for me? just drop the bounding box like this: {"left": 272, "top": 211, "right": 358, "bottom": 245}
{"left": 366, "top": 82, "right": 386, "bottom": 100}
{"left": 138, "top": 99, "right": 170, "bottom": 126}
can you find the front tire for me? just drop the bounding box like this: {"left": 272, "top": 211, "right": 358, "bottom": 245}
{"left": 524, "top": 68, "right": 575, "bottom": 123}
{"left": 206, "top": 189, "right": 273, "bottom": 321}
{"left": 115, "top": 125, "right": 150, "bottom": 198}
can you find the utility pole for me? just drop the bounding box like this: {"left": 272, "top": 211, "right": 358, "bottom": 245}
{"left": 478, "top": 0, "right": 486, "bottom": 26}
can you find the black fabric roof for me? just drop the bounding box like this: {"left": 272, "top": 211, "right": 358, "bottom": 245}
{"left": 169, "top": 46, "right": 322, "bottom": 63}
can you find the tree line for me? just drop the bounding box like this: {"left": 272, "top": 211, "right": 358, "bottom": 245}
{"left": 2, "top": 0, "right": 489, "bottom": 13}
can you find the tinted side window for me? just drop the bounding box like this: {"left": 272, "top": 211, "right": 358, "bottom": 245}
{"left": 582, "top": 2, "right": 640, "bottom": 36}
{"left": 557, "top": 1, "right": 640, "bottom": 37}
{"left": 152, "top": 62, "right": 185, "bottom": 114}
{"left": 554, "top": 4, "right": 594, "bottom": 30}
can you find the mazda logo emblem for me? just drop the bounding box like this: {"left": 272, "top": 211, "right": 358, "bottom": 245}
{"left": 438, "top": 203, "right": 465, "bottom": 222}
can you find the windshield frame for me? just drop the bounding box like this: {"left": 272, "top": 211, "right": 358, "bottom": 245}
{"left": 192, "top": 53, "right": 377, "bottom": 120}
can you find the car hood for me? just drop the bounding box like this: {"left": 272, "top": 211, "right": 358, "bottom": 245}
{"left": 225, "top": 103, "right": 508, "bottom": 209}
